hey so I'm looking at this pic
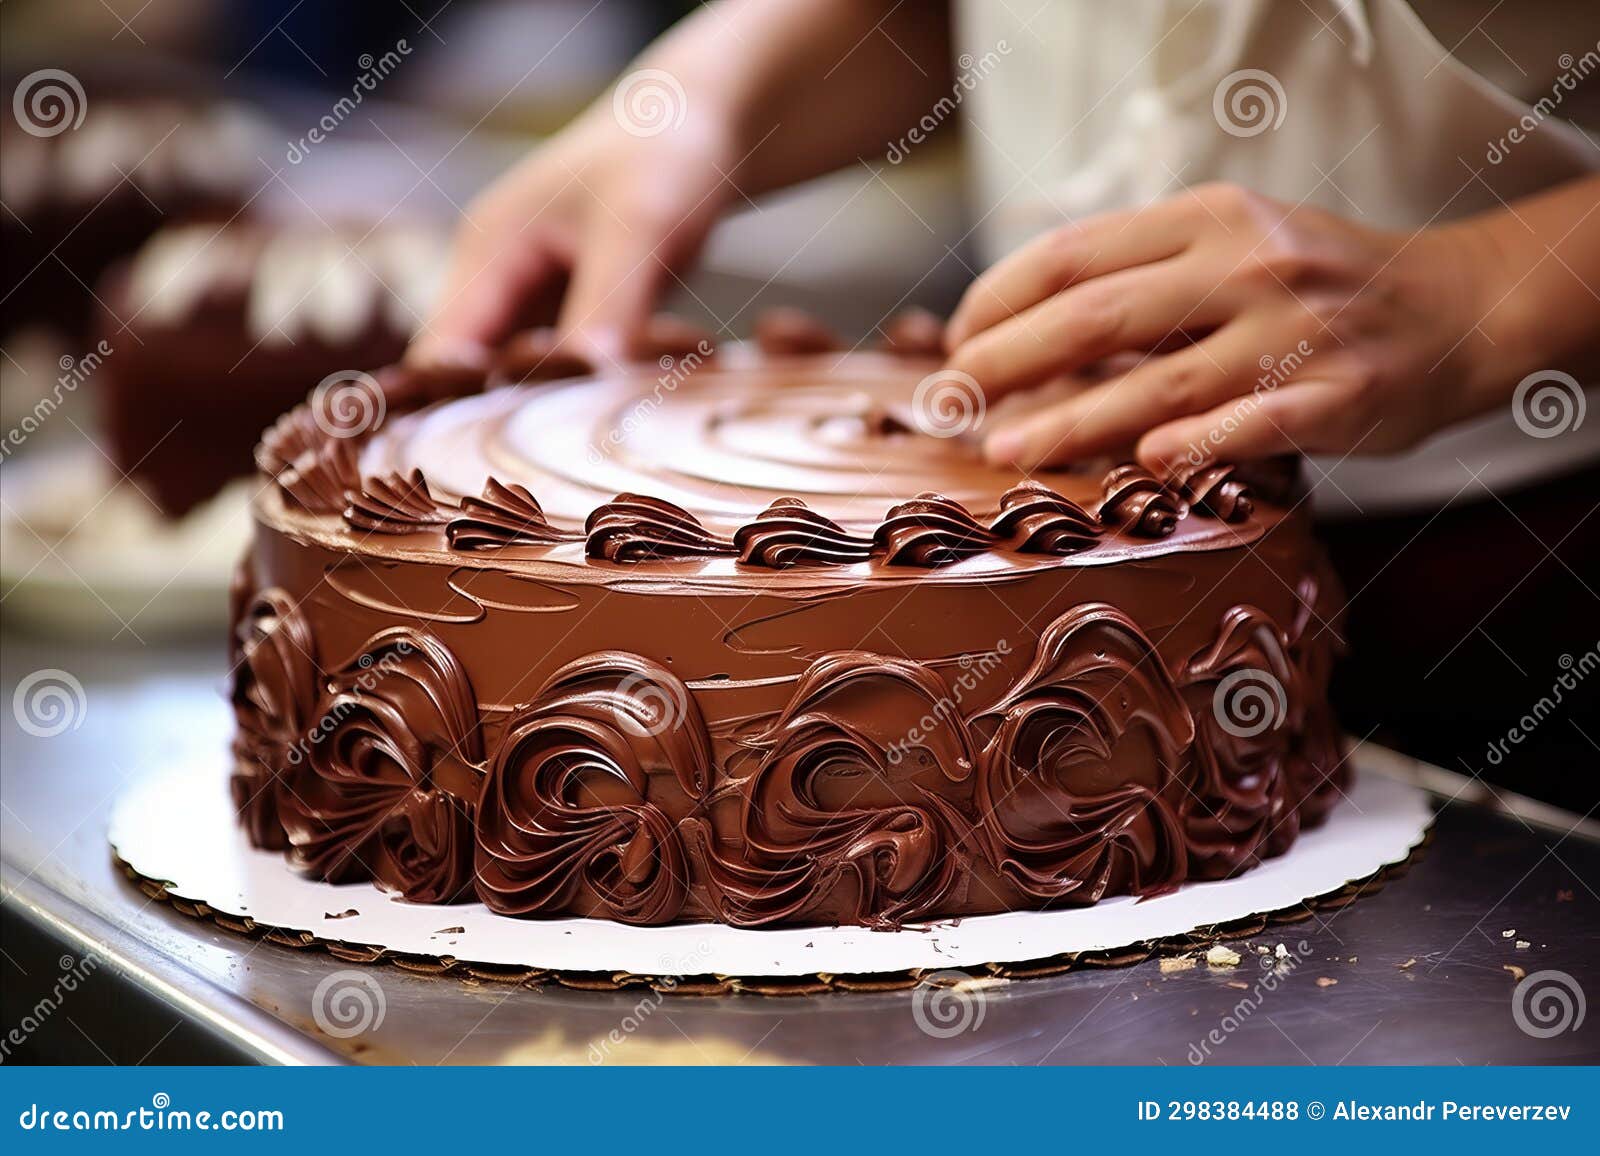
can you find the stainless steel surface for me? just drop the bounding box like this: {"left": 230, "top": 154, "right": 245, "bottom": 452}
{"left": 4, "top": 632, "right": 1598, "bottom": 1065}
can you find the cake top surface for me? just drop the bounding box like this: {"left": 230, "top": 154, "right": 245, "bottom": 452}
{"left": 362, "top": 349, "right": 1101, "bottom": 532}
{"left": 258, "top": 343, "right": 1288, "bottom": 574}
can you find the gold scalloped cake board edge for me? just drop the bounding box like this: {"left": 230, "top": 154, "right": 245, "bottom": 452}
{"left": 113, "top": 832, "right": 1427, "bottom": 998}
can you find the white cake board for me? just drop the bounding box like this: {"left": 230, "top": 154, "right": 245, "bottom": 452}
{"left": 110, "top": 756, "right": 1430, "bottom": 978}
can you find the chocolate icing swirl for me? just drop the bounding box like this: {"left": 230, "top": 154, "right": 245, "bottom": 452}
{"left": 281, "top": 628, "right": 482, "bottom": 903}
{"left": 694, "top": 652, "right": 978, "bottom": 927}
{"left": 473, "top": 653, "right": 711, "bottom": 924}
{"left": 446, "top": 479, "right": 580, "bottom": 551}
{"left": 975, "top": 603, "right": 1194, "bottom": 902}
{"left": 1098, "top": 464, "right": 1180, "bottom": 537}
{"left": 344, "top": 469, "right": 450, "bottom": 535}
{"left": 230, "top": 587, "right": 318, "bottom": 851}
{"left": 874, "top": 492, "right": 997, "bottom": 566}
{"left": 1281, "top": 567, "right": 1349, "bottom": 834}
{"left": 256, "top": 404, "right": 361, "bottom": 514}
{"left": 733, "top": 497, "right": 876, "bottom": 568}
{"left": 989, "top": 482, "right": 1101, "bottom": 555}
{"left": 585, "top": 493, "right": 738, "bottom": 562}
{"left": 1176, "top": 605, "right": 1296, "bottom": 877}
{"left": 1175, "top": 463, "right": 1254, "bottom": 523}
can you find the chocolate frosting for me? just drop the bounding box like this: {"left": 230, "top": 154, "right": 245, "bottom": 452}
{"left": 989, "top": 482, "right": 1101, "bottom": 555}
{"left": 733, "top": 498, "right": 875, "bottom": 568}
{"left": 474, "top": 653, "right": 709, "bottom": 924}
{"left": 874, "top": 493, "right": 997, "bottom": 566}
{"left": 446, "top": 479, "right": 579, "bottom": 550}
{"left": 1098, "top": 464, "right": 1180, "bottom": 537}
{"left": 585, "top": 493, "right": 739, "bottom": 562}
{"left": 233, "top": 341, "right": 1348, "bottom": 928}
{"left": 256, "top": 404, "right": 361, "bottom": 515}
{"left": 279, "top": 628, "right": 481, "bottom": 903}
{"left": 344, "top": 469, "right": 449, "bottom": 534}
{"left": 1176, "top": 463, "right": 1254, "bottom": 523}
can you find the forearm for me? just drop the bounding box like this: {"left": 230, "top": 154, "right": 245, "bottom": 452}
{"left": 617, "top": 0, "right": 953, "bottom": 192}
{"left": 1460, "top": 175, "right": 1600, "bottom": 408}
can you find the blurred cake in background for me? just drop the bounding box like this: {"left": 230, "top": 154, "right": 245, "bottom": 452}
{"left": 96, "top": 220, "right": 447, "bottom": 515}
{"left": 0, "top": 97, "right": 269, "bottom": 342}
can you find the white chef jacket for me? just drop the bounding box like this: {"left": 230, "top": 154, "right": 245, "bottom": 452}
{"left": 956, "top": 0, "right": 1600, "bottom": 515}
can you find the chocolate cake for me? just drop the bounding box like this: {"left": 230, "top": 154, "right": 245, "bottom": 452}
{"left": 98, "top": 221, "right": 446, "bottom": 516}
{"left": 229, "top": 323, "right": 1347, "bottom": 928}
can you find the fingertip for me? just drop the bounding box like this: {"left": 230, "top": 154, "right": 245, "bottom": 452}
{"left": 404, "top": 334, "right": 493, "bottom": 371}
{"left": 983, "top": 427, "right": 1029, "bottom": 469}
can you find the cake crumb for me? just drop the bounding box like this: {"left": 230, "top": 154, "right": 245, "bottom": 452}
{"left": 1347, "top": 956, "right": 1358, "bottom": 964}
{"left": 1396, "top": 958, "right": 1417, "bottom": 970}
{"left": 324, "top": 909, "right": 359, "bottom": 920}
{"left": 1225, "top": 980, "right": 1249, "bottom": 990}
{"left": 1501, "top": 928, "right": 1516, "bottom": 938}
{"left": 1503, "top": 964, "right": 1527, "bottom": 982}
{"left": 1160, "top": 955, "right": 1197, "bottom": 973}
{"left": 1274, "top": 943, "right": 1290, "bottom": 960}
{"left": 1315, "top": 977, "right": 1338, "bottom": 988}
{"left": 1515, "top": 940, "right": 1531, "bottom": 950}
{"left": 1205, "top": 945, "right": 1242, "bottom": 968}
{"left": 1557, "top": 889, "right": 1573, "bottom": 902}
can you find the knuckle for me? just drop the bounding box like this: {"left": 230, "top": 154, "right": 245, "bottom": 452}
{"left": 1153, "top": 357, "right": 1216, "bottom": 410}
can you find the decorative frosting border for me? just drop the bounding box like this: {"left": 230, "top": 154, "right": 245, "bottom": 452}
{"left": 255, "top": 321, "right": 1274, "bottom": 570}
{"left": 229, "top": 568, "right": 1348, "bottom": 927}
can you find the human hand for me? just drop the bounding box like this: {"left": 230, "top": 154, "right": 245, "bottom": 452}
{"left": 944, "top": 182, "right": 1518, "bottom": 473}
{"left": 411, "top": 106, "right": 738, "bottom": 369}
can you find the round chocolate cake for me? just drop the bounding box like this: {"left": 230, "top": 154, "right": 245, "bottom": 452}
{"left": 231, "top": 328, "right": 1347, "bottom": 928}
